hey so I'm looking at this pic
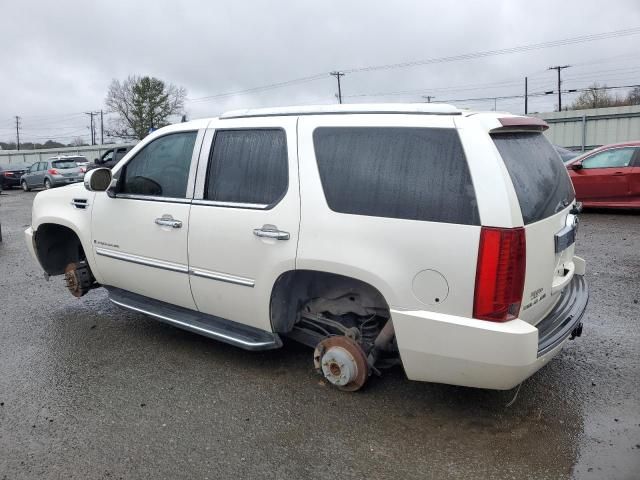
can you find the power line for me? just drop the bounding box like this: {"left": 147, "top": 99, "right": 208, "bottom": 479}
{"left": 185, "top": 27, "right": 640, "bottom": 105}
{"left": 341, "top": 27, "right": 640, "bottom": 74}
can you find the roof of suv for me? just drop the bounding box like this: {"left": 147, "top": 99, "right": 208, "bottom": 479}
{"left": 220, "top": 103, "right": 461, "bottom": 119}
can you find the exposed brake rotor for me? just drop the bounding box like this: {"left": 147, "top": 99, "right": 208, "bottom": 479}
{"left": 313, "top": 336, "right": 370, "bottom": 392}
{"left": 64, "top": 262, "right": 95, "bottom": 298}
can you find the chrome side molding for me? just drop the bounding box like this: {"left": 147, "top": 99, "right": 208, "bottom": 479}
{"left": 95, "top": 247, "right": 189, "bottom": 273}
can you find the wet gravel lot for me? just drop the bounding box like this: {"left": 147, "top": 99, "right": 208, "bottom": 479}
{"left": 1, "top": 188, "right": 638, "bottom": 479}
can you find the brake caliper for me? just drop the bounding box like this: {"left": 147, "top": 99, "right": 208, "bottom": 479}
{"left": 64, "top": 261, "right": 96, "bottom": 297}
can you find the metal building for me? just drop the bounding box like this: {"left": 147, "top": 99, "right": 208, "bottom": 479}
{"left": 534, "top": 105, "right": 640, "bottom": 152}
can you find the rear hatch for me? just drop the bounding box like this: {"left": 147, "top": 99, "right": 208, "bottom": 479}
{"left": 52, "top": 159, "right": 82, "bottom": 178}
{"left": 492, "top": 131, "right": 577, "bottom": 325}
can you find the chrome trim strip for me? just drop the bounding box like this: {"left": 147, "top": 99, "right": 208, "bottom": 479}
{"left": 114, "top": 194, "right": 192, "bottom": 204}
{"left": 95, "top": 247, "right": 189, "bottom": 273}
{"left": 109, "top": 298, "right": 274, "bottom": 348}
{"left": 189, "top": 267, "right": 255, "bottom": 287}
{"left": 191, "top": 199, "right": 269, "bottom": 210}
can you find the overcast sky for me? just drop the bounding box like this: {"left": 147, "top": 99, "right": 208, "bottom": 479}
{"left": 1, "top": 0, "right": 639, "bottom": 144}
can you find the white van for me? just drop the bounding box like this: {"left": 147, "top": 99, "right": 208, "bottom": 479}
{"left": 25, "top": 104, "right": 588, "bottom": 391}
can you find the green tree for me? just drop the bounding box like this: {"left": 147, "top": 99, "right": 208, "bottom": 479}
{"left": 105, "top": 75, "right": 186, "bottom": 140}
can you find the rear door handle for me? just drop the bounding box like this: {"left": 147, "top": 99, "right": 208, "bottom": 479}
{"left": 612, "top": 172, "right": 625, "bottom": 176}
{"left": 155, "top": 215, "right": 182, "bottom": 229}
{"left": 253, "top": 225, "right": 290, "bottom": 240}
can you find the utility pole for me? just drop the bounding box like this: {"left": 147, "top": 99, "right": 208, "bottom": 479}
{"left": 422, "top": 95, "right": 435, "bottom": 103}
{"left": 524, "top": 77, "right": 528, "bottom": 114}
{"left": 100, "top": 110, "right": 104, "bottom": 145}
{"left": 15, "top": 116, "right": 21, "bottom": 151}
{"left": 85, "top": 112, "right": 95, "bottom": 145}
{"left": 330, "top": 71, "right": 345, "bottom": 104}
{"left": 548, "top": 65, "right": 570, "bottom": 112}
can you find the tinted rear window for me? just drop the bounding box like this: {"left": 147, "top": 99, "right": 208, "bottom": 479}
{"left": 313, "top": 127, "right": 479, "bottom": 225}
{"left": 52, "top": 160, "right": 78, "bottom": 169}
{"left": 492, "top": 132, "right": 575, "bottom": 224}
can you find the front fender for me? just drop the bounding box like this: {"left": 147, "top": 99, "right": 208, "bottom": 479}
{"left": 30, "top": 186, "right": 102, "bottom": 283}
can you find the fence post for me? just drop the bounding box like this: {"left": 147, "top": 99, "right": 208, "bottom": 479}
{"left": 581, "top": 114, "right": 587, "bottom": 152}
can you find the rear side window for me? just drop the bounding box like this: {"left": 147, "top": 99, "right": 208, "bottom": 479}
{"left": 312, "top": 127, "right": 479, "bottom": 225}
{"left": 205, "top": 129, "right": 288, "bottom": 206}
{"left": 492, "top": 132, "right": 575, "bottom": 224}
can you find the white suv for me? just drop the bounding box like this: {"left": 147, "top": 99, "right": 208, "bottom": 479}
{"left": 25, "top": 104, "right": 588, "bottom": 391}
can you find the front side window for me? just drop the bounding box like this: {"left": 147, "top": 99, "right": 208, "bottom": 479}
{"left": 581, "top": 148, "right": 635, "bottom": 169}
{"left": 313, "top": 127, "right": 480, "bottom": 225}
{"left": 119, "top": 131, "right": 197, "bottom": 198}
{"left": 205, "top": 129, "right": 288, "bottom": 206}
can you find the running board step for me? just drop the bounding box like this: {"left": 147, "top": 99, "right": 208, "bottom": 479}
{"left": 106, "top": 287, "right": 282, "bottom": 351}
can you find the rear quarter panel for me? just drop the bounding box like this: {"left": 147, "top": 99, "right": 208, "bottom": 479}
{"left": 296, "top": 114, "right": 480, "bottom": 316}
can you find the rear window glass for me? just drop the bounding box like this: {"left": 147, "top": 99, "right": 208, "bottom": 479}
{"left": 52, "top": 160, "right": 78, "bottom": 169}
{"left": 313, "top": 127, "right": 479, "bottom": 225}
{"left": 492, "top": 132, "right": 575, "bottom": 224}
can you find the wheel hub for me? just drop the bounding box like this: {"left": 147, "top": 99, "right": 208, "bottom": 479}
{"left": 313, "top": 336, "right": 369, "bottom": 391}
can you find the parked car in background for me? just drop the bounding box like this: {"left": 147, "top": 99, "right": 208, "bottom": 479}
{"left": 554, "top": 145, "right": 579, "bottom": 164}
{"left": 567, "top": 141, "right": 640, "bottom": 209}
{"left": 0, "top": 162, "right": 32, "bottom": 189}
{"left": 87, "top": 146, "right": 132, "bottom": 171}
{"left": 20, "top": 156, "right": 85, "bottom": 191}
{"left": 24, "top": 104, "right": 588, "bottom": 392}
{"left": 72, "top": 156, "right": 90, "bottom": 168}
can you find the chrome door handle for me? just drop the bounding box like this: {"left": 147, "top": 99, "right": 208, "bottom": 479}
{"left": 253, "top": 226, "right": 290, "bottom": 240}
{"left": 155, "top": 215, "right": 182, "bottom": 229}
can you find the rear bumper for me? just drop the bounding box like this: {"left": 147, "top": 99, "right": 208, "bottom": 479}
{"left": 50, "top": 176, "right": 83, "bottom": 186}
{"left": 392, "top": 274, "right": 588, "bottom": 390}
{"left": 2, "top": 177, "right": 21, "bottom": 187}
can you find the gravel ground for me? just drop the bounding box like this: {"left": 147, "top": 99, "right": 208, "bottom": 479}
{"left": 0, "top": 188, "right": 638, "bottom": 480}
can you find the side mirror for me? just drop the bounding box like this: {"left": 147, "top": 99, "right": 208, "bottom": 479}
{"left": 84, "top": 168, "right": 112, "bottom": 192}
{"left": 571, "top": 162, "right": 583, "bottom": 170}
{"left": 94, "top": 158, "right": 101, "bottom": 164}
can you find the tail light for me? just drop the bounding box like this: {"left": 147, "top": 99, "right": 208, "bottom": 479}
{"left": 3, "top": 171, "right": 13, "bottom": 177}
{"left": 473, "top": 227, "right": 526, "bottom": 322}
{"left": 80, "top": 167, "right": 86, "bottom": 173}
{"left": 48, "top": 168, "right": 59, "bottom": 175}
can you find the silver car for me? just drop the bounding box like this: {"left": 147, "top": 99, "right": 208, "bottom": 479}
{"left": 20, "top": 157, "right": 85, "bottom": 191}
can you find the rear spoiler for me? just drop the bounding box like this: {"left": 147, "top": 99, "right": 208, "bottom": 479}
{"left": 490, "top": 116, "right": 549, "bottom": 133}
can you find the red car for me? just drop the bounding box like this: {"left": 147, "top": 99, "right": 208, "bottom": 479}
{"left": 566, "top": 141, "right": 640, "bottom": 209}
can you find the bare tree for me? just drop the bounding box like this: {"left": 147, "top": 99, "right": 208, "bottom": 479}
{"left": 105, "top": 75, "right": 186, "bottom": 140}
{"left": 626, "top": 86, "right": 640, "bottom": 105}
{"left": 570, "top": 83, "right": 619, "bottom": 110}
{"left": 69, "top": 137, "right": 87, "bottom": 147}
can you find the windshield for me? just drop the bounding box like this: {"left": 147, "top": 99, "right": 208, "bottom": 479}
{"left": 492, "top": 132, "right": 575, "bottom": 224}
{"left": 52, "top": 160, "right": 78, "bottom": 169}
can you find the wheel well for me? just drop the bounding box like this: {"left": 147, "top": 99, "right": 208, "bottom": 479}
{"left": 269, "top": 270, "right": 390, "bottom": 333}
{"left": 34, "top": 224, "right": 86, "bottom": 276}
